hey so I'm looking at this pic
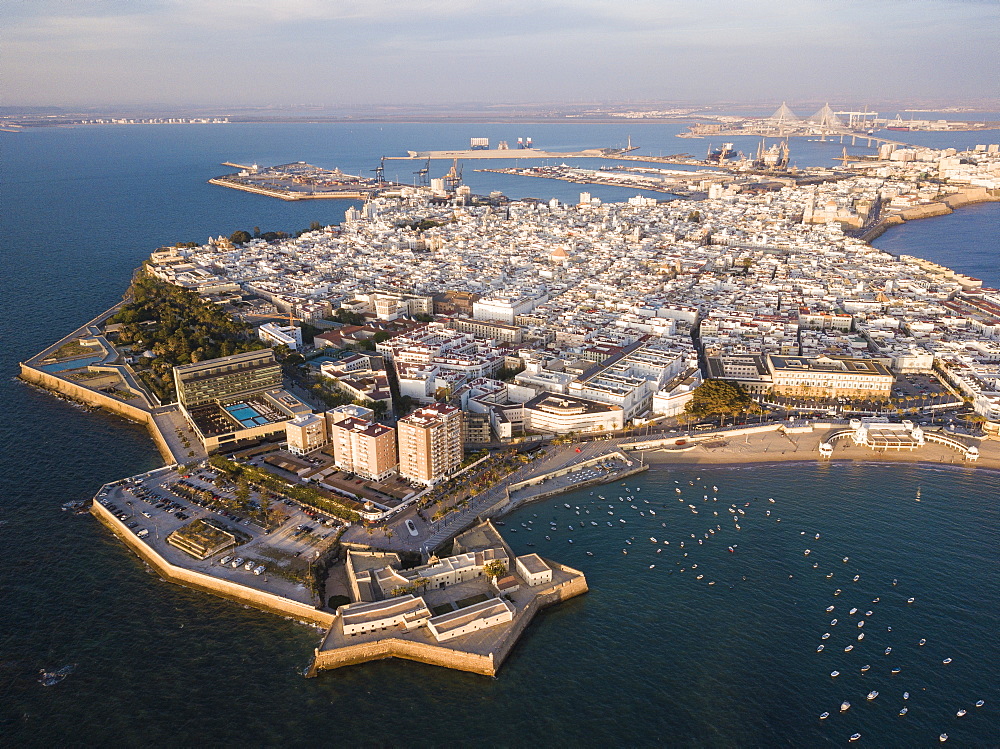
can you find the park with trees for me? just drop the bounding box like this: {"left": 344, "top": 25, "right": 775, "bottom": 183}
{"left": 109, "top": 274, "right": 267, "bottom": 402}
{"left": 684, "top": 379, "right": 758, "bottom": 427}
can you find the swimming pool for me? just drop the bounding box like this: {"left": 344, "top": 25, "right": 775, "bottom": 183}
{"left": 224, "top": 403, "right": 271, "bottom": 428}
{"left": 38, "top": 355, "right": 104, "bottom": 372}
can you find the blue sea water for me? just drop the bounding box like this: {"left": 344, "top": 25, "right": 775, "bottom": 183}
{"left": 1, "top": 123, "right": 999, "bottom": 746}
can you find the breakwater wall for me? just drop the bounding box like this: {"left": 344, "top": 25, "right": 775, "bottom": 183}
{"left": 208, "top": 178, "right": 369, "bottom": 201}
{"left": 91, "top": 499, "right": 335, "bottom": 627}
{"left": 306, "top": 559, "right": 588, "bottom": 678}
{"left": 18, "top": 363, "right": 179, "bottom": 465}
{"left": 865, "top": 187, "right": 1000, "bottom": 243}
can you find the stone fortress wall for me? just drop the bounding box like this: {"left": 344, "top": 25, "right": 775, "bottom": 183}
{"left": 90, "top": 499, "right": 335, "bottom": 628}
{"left": 306, "top": 558, "right": 588, "bottom": 677}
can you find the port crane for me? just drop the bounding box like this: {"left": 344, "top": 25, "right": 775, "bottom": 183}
{"left": 413, "top": 158, "right": 431, "bottom": 185}
{"left": 371, "top": 156, "right": 386, "bottom": 185}
{"left": 443, "top": 158, "right": 463, "bottom": 190}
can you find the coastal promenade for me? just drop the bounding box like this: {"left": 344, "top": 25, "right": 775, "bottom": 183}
{"left": 349, "top": 418, "right": 991, "bottom": 559}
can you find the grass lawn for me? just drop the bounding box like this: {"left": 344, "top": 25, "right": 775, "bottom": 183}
{"left": 49, "top": 339, "right": 99, "bottom": 360}
{"left": 455, "top": 593, "right": 489, "bottom": 609}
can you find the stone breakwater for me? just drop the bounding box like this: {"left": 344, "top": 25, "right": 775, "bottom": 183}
{"left": 862, "top": 186, "right": 999, "bottom": 242}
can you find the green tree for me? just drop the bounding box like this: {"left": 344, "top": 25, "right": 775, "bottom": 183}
{"left": 684, "top": 379, "right": 755, "bottom": 427}
{"left": 234, "top": 478, "right": 251, "bottom": 510}
{"left": 229, "top": 230, "right": 252, "bottom": 245}
{"left": 483, "top": 560, "right": 507, "bottom": 579}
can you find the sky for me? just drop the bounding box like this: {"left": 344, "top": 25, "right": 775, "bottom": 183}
{"left": 2, "top": 0, "right": 999, "bottom": 110}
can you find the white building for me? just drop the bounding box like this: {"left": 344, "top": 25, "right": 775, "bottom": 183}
{"left": 473, "top": 295, "right": 538, "bottom": 324}
{"left": 285, "top": 413, "right": 328, "bottom": 454}
{"left": 340, "top": 595, "right": 432, "bottom": 636}
{"left": 426, "top": 598, "right": 515, "bottom": 642}
{"left": 258, "top": 322, "right": 303, "bottom": 350}
{"left": 515, "top": 554, "right": 553, "bottom": 586}
{"left": 523, "top": 393, "right": 624, "bottom": 434}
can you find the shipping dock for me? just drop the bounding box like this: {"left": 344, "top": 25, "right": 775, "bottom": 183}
{"left": 209, "top": 161, "right": 403, "bottom": 200}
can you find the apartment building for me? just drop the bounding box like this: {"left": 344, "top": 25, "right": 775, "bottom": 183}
{"left": 397, "top": 403, "right": 463, "bottom": 485}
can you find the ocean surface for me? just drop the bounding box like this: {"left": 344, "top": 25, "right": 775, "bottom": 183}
{"left": 1, "top": 123, "right": 999, "bottom": 746}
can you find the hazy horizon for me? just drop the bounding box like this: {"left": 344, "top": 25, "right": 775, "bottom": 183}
{"left": 3, "top": 0, "right": 999, "bottom": 109}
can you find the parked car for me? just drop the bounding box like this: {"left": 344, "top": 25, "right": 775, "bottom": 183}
{"left": 220, "top": 556, "right": 233, "bottom": 566}
{"left": 253, "top": 565, "right": 266, "bottom": 576}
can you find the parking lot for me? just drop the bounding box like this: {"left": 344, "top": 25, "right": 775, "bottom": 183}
{"left": 95, "top": 464, "right": 350, "bottom": 603}
{"left": 893, "top": 372, "right": 952, "bottom": 400}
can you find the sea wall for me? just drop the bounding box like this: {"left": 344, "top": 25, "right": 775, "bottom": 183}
{"left": 490, "top": 563, "right": 589, "bottom": 666}
{"left": 19, "top": 363, "right": 178, "bottom": 465}
{"left": 91, "top": 500, "right": 335, "bottom": 627}
{"left": 497, "top": 463, "right": 649, "bottom": 514}
{"left": 308, "top": 636, "right": 496, "bottom": 677}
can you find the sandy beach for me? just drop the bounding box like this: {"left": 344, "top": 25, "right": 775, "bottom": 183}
{"left": 635, "top": 426, "right": 1000, "bottom": 472}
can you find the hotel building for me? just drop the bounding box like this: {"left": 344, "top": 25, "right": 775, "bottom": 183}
{"left": 173, "top": 350, "right": 311, "bottom": 452}
{"left": 767, "top": 355, "right": 894, "bottom": 398}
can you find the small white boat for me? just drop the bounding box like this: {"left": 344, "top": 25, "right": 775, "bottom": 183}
{"left": 850, "top": 733, "right": 861, "bottom": 742}
{"left": 853, "top": 575, "right": 860, "bottom": 582}
{"left": 843, "top": 557, "right": 849, "bottom": 563}
{"left": 850, "top": 607, "right": 858, "bottom": 615}
{"left": 903, "top": 692, "right": 909, "bottom": 700}
{"left": 649, "top": 564, "right": 655, "bottom": 569}
{"left": 831, "top": 619, "right": 838, "bottom": 626}
{"left": 907, "top": 597, "right": 915, "bottom": 604}
{"left": 942, "top": 657, "right": 952, "bottom": 664}
{"left": 956, "top": 709, "right": 966, "bottom": 717}
{"left": 867, "top": 691, "right": 879, "bottom": 700}
{"left": 865, "top": 610, "right": 872, "bottom": 616}
{"left": 819, "top": 712, "right": 829, "bottom": 720}
{"left": 830, "top": 670, "right": 840, "bottom": 677}
{"left": 822, "top": 633, "right": 830, "bottom": 640}
{"left": 835, "top": 589, "right": 842, "bottom": 596}
{"left": 826, "top": 606, "right": 835, "bottom": 612}
{"left": 885, "top": 647, "right": 892, "bottom": 655}
{"left": 804, "top": 549, "right": 811, "bottom": 556}
{"left": 891, "top": 667, "right": 900, "bottom": 674}
{"left": 976, "top": 700, "right": 985, "bottom": 707}
{"left": 857, "top": 621, "right": 865, "bottom": 628}
{"left": 768, "top": 498, "right": 775, "bottom": 503}
{"left": 841, "top": 701, "right": 851, "bottom": 712}
{"left": 861, "top": 664, "right": 870, "bottom": 672}
{"left": 817, "top": 645, "right": 825, "bottom": 652}
{"left": 857, "top": 633, "right": 864, "bottom": 641}
{"left": 899, "top": 707, "right": 908, "bottom": 716}
{"left": 845, "top": 645, "right": 854, "bottom": 652}
{"left": 919, "top": 639, "right": 926, "bottom": 646}
{"left": 939, "top": 734, "right": 948, "bottom": 743}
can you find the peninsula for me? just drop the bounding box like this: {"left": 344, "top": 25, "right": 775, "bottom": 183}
{"left": 21, "top": 134, "right": 1000, "bottom": 679}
